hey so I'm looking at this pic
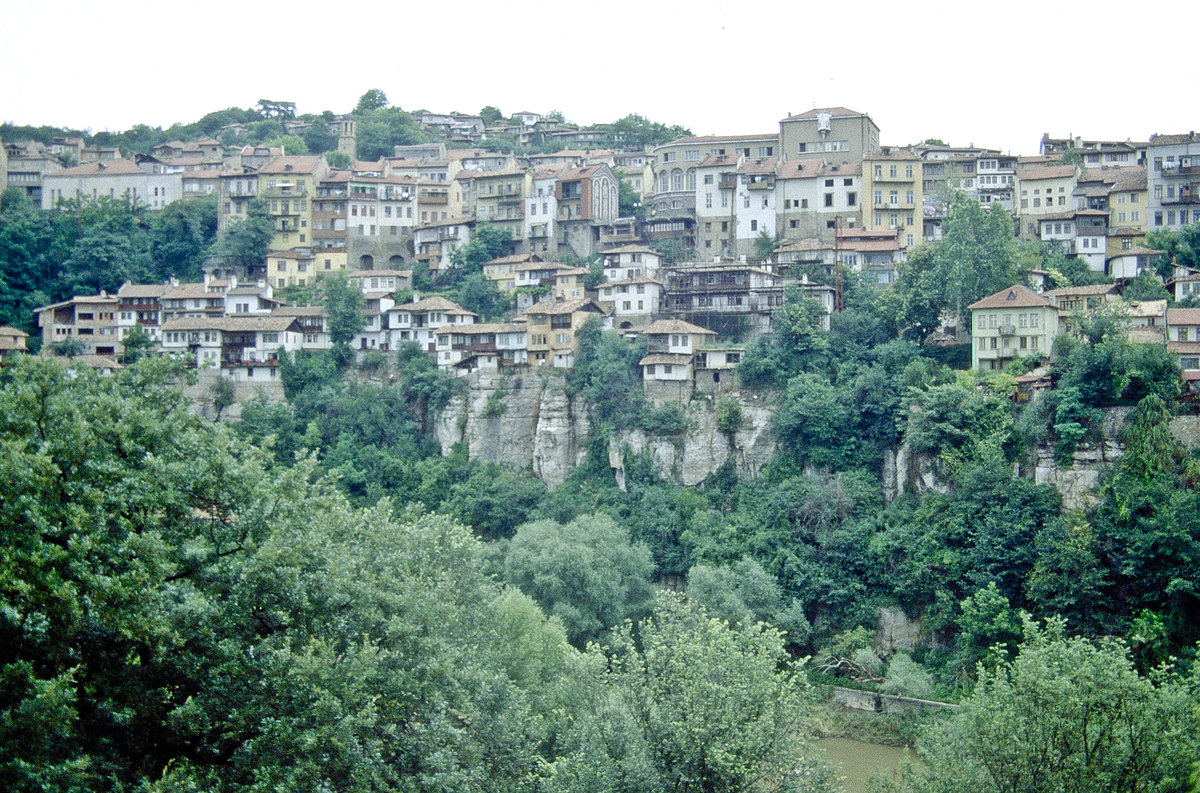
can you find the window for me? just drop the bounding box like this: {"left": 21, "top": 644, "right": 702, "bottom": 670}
{"left": 847, "top": 192, "right": 856, "bottom": 206}
{"left": 704, "top": 174, "right": 713, "bottom": 185}
{"left": 750, "top": 220, "right": 758, "bottom": 231}
{"left": 824, "top": 193, "right": 834, "bottom": 207}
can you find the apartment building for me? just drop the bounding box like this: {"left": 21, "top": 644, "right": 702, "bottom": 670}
{"left": 1015, "top": 164, "right": 1079, "bottom": 238}
{"left": 776, "top": 159, "right": 861, "bottom": 244}
{"left": 42, "top": 159, "right": 182, "bottom": 210}
{"left": 1147, "top": 132, "right": 1200, "bottom": 231}
{"left": 861, "top": 148, "right": 923, "bottom": 249}
{"left": 778, "top": 107, "right": 879, "bottom": 165}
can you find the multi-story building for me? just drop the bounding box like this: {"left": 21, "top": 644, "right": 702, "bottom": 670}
{"left": 602, "top": 245, "right": 662, "bottom": 282}
{"left": 216, "top": 168, "right": 259, "bottom": 235}
{"left": 599, "top": 277, "right": 663, "bottom": 329}
{"left": 836, "top": 228, "right": 903, "bottom": 285}
{"left": 639, "top": 319, "right": 718, "bottom": 401}
{"left": 663, "top": 261, "right": 783, "bottom": 339}
{"left": 1015, "top": 164, "right": 1079, "bottom": 238}
{"left": 695, "top": 153, "right": 739, "bottom": 257}
{"left": 974, "top": 153, "right": 1017, "bottom": 212}
{"left": 456, "top": 166, "right": 529, "bottom": 238}
{"left": 1036, "top": 209, "right": 1109, "bottom": 273}
{"left": 861, "top": 148, "right": 923, "bottom": 249}
{"left": 556, "top": 164, "right": 620, "bottom": 257}
{"left": 312, "top": 171, "right": 349, "bottom": 271}
{"left": 385, "top": 295, "right": 476, "bottom": 352}
{"left": 4, "top": 140, "right": 62, "bottom": 204}
{"left": 413, "top": 217, "right": 473, "bottom": 275}
{"left": 778, "top": 107, "right": 879, "bottom": 165}
{"left": 115, "top": 282, "right": 170, "bottom": 343}
{"left": 1166, "top": 308, "right": 1200, "bottom": 377}
{"left": 42, "top": 159, "right": 182, "bottom": 210}
{"left": 968, "top": 285, "right": 1058, "bottom": 371}
{"left": 521, "top": 297, "right": 610, "bottom": 367}
{"left": 525, "top": 167, "right": 560, "bottom": 256}
{"left": 734, "top": 157, "right": 778, "bottom": 258}
{"left": 776, "top": 159, "right": 861, "bottom": 244}
{"left": 1147, "top": 132, "right": 1200, "bottom": 231}
{"left": 1040, "top": 134, "right": 1146, "bottom": 168}
{"left": 36, "top": 294, "right": 120, "bottom": 356}
{"left": 255, "top": 155, "right": 330, "bottom": 251}
{"left": 433, "top": 321, "right": 528, "bottom": 373}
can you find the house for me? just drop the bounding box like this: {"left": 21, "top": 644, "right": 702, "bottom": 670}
{"left": 778, "top": 107, "right": 878, "bottom": 165}
{"left": 0, "top": 326, "right": 29, "bottom": 358}
{"left": 694, "top": 344, "right": 744, "bottom": 393}
{"left": 968, "top": 285, "right": 1058, "bottom": 371}
{"left": 1015, "top": 164, "right": 1080, "bottom": 238}
{"left": 861, "top": 148, "right": 923, "bottom": 249}
{"left": 413, "top": 217, "right": 473, "bottom": 275}
{"left": 598, "top": 277, "right": 663, "bottom": 329}
{"left": 37, "top": 294, "right": 120, "bottom": 356}
{"left": 433, "top": 321, "right": 528, "bottom": 372}
{"left": 694, "top": 153, "right": 739, "bottom": 258}
{"left": 556, "top": 164, "right": 620, "bottom": 257}
{"left": 41, "top": 159, "right": 182, "bottom": 210}
{"left": 1108, "top": 246, "right": 1164, "bottom": 280}
{"left": 160, "top": 315, "right": 304, "bottom": 382}
{"left": 734, "top": 157, "right": 778, "bottom": 258}
{"left": 1173, "top": 268, "right": 1200, "bottom": 303}
{"left": 602, "top": 245, "right": 662, "bottom": 282}
{"left": 1146, "top": 132, "right": 1200, "bottom": 231}
{"left": 1126, "top": 300, "right": 1167, "bottom": 344}
{"left": 1166, "top": 308, "right": 1200, "bottom": 380}
{"left": 352, "top": 292, "right": 397, "bottom": 352}
{"left": 385, "top": 295, "right": 476, "bottom": 352}
{"left": 836, "top": 227, "right": 903, "bottom": 285}
{"left": 347, "top": 269, "right": 411, "bottom": 294}
{"left": 525, "top": 167, "right": 560, "bottom": 255}
{"left": 1036, "top": 209, "right": 1109, "bottom": 273}
{"left": 664, "top": 260, "right": 783, "bottom": 339}
{"left": 483, "top": 253, "right": 543, "bottom": 294}
{"left": 224, "top": 281, "right": 283, "bottom": 316}
{"left": 266, "top": 249, "right": 317, "bottom": 288}
{"left": 775, "top": 159, "right": 861, "bottom": 245}
{"left": 254, "top": 155, "right": 330, "bottom": 252}
{"left": 639, "top": 319, "right": 718, "bottom": 402}
{"left": 5, "top": 140, "right": 63, "bottom": 204}
{"left": 773, "top": 238, "right": 838, "bottom": 283}
{"left": 161, "top": 278, "right": 229, "bottom": 321}
{"left": 115, "top": 282, "right": 171, "bottom": 343}
{"left": 1043, "top": 283, "right": 1122, "bottom": 332}
{"left": 521, "top": 298, "right": 610, "bottom": 367}
{"left": 272, "top": 306, "right": 329, "bottom": 350}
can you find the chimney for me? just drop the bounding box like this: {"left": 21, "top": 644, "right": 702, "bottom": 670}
{"left": 740, "top": 254, "right": 747, "bottom": 264}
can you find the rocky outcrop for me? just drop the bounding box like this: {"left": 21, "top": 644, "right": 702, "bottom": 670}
{"left": 438, "top": 372, "right": 777, "bottom": 488}
{"left": 436, "top": 371, "right": 591, "bottom": 487}
{"left": 612, "top": 392, "right": 776, "bottom": 487}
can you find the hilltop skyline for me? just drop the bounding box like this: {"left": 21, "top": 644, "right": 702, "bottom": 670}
{"left": 6, "top": 0, "right": 1197, "bottom": 156}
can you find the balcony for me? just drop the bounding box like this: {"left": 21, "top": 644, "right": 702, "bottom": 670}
{"left": 1162, "top": 186, "right": 1200, "bottom": 205}
{"left": 718, "top": 176, "right": 738, "bottom": 191}
{"left": 746, "top": 179, "right": 775, "bottom": 191}
{"left": 998, "top": 324, "right": 1016, "bottom": 336}
{"left": 263, "top": 184, "right": 308, "bottom": 198}
{"left": 420, "top": 193, "right": 448, "bottom": 205}
{"left": 224, "top": 184, "right": 256, "bottom": 197}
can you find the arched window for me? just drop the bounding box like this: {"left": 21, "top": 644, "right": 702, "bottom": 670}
{"left": 659, "top": 171, "right": 669, "bottom": 193}
{"left": 360, "top": 254, "right": 374, "bottom": 269}
{"left": 686, "top": 169, "right": 696, "bottom": 191}
{"left": 672, "top": 169, "right": 683, "bottom": 191}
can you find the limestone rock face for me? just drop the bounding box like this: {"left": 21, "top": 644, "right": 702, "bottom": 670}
{"left": 615, "top": 393, "right": 776, "bottom": 487}
{"left": 875, "top": 606, "right": 925, "bottom": 655}
{"left": 439, "top": 375, "right": 777, "bottom": 488}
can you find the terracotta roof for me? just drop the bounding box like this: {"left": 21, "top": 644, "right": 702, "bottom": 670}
{"left": 839, "top": 240, "right": 901, "bottom": 252}
{"left": 1017, "top": 165, "right": 1078, "bottom": 181}
{"left": 737, "top": 157, "right": 778, "bottom": 175}
{"left": 603, "top": 244, "right": 658, "bottom": 256}
{"left": 162, "top": 283, "right": 223, "bottom": 300}
{"left": 640, "top": 353, "right": 695, "bottom": 366}
{"left": 968, "top": 285, "right": 1052, "bottom": 310}
{"left": 1043, "top": 283, "right": 1119, "bottom": 298}
{"left": 521, "top": 298, "right": 608, "bottom": 317}
{"left": 600, "top": 277, "right": 663, "bottom": 287}
{"left": 48, "top": 159, "right": 146, "bottom": 177}
{"left": 396, "top": 296, "right": 475, "bottom": 314}
{"left": 775, "top": 238, "right": 829, "bottom": 252}
{"left": 117, "top": 283, "right": 171, "bottom": 298}
{"left": 1149, "top": 133, "right": 1200, "bottom": 146}
{"left": 433, "top": 322, "right": 525, "bottom": 335}
{"left": 272, "top": 306, "right": 326, "bottom": 317}
{"left": 641, "top": 319, "right": 717, "bottom": 336}
{"left": 662, "top": 133, "right": 776, "bottom": 145}
{"left": 162, "top": 316, "right": 297, "bottom": 332}
{"left": 782, "top": 107, "right": 866, "bottom": 120}
{"left": 347, "top": 269, "right": 412, "bottom": 278}
{"left": 486, "top": 253, "right": 543, "bottom": 266}
{"left": 257, "top": 155, "right": 325, "bottom": 175}
{"left": 1110, "top": 247, "right": 1163, "bottom": 257}
{"left": 1168, "top": 308, "right": 1200, "bottom": 325}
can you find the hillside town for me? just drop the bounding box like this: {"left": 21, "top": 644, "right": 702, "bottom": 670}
{"left": 5, "top": 105, "right": 1200, "bottom": 393}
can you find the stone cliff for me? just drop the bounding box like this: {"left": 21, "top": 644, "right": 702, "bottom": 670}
{"left": 436, "top": 370, "right": 777, "bottom": 488}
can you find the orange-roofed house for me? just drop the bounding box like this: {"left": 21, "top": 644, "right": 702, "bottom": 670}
{"left": 968, "top": 285, "right": 1058, "bottom": 371}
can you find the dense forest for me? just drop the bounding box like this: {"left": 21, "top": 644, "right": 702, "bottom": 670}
{"left": 3, "top": 100, "right": 1200, "bottom": 791}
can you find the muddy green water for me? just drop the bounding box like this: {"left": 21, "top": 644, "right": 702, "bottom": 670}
{"left": 815, "top": 737, "right": 908, "bottom": 793}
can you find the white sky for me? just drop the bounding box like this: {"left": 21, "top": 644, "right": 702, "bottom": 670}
{"left": 4, "top": 0, "right": 1196, "bottom": 156}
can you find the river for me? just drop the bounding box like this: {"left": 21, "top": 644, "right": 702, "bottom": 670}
{"left": 815, "top": 737, "right": 909, "bottom": 793}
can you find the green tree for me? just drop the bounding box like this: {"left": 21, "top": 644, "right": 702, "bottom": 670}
{"left": 617, "top": 175, "right": 642, "bottom": 219}
{"left": 686, "top": 557, "right": 810, "bottom": 643}
{"left": 893, "top": 617, "right": 1200, "bottom": 793}
{"left": 354, "top": 88, "right": 389, "bottom": 114}
{"left": 503, "top": 514, "right": 655, "bottom": 646}
{"left": 321, "top": 271, "right": 365, "bottom": 364}
{"left": 302, "top": 120, "right": 337, "bottom": 154}
{"left": 479, "top": 105, "right": 504, "bottom": 125}
{"left": 601, "top": 593, "right": 835, "bottom": 793}
{"left": 119, "top": 324, "right": 154, "bottom": 364}
{"left": 207, "top": 198, "right": 273, "bottom": 273}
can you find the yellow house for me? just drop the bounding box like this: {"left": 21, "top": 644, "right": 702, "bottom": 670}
{"left": 267, "top": 249, "right": 317, "bottom": 288}
{"left": 520, "top": 297, "right": 610, "bottom": 368}
{"left": 257, "top": 156, "right": 331, "bottom": 251}
{"left": 861, "top": 148, "right": 923, "bottom": 249}
{"left": 483, "top": 253, "right": 543, "bottom": 294}
{"left": 456, "top": 166, "right": 529, "bottom": 238}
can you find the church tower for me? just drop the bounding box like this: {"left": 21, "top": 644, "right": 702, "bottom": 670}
{"left": 336, "top": 115, "right": 357, "bottom": 160}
